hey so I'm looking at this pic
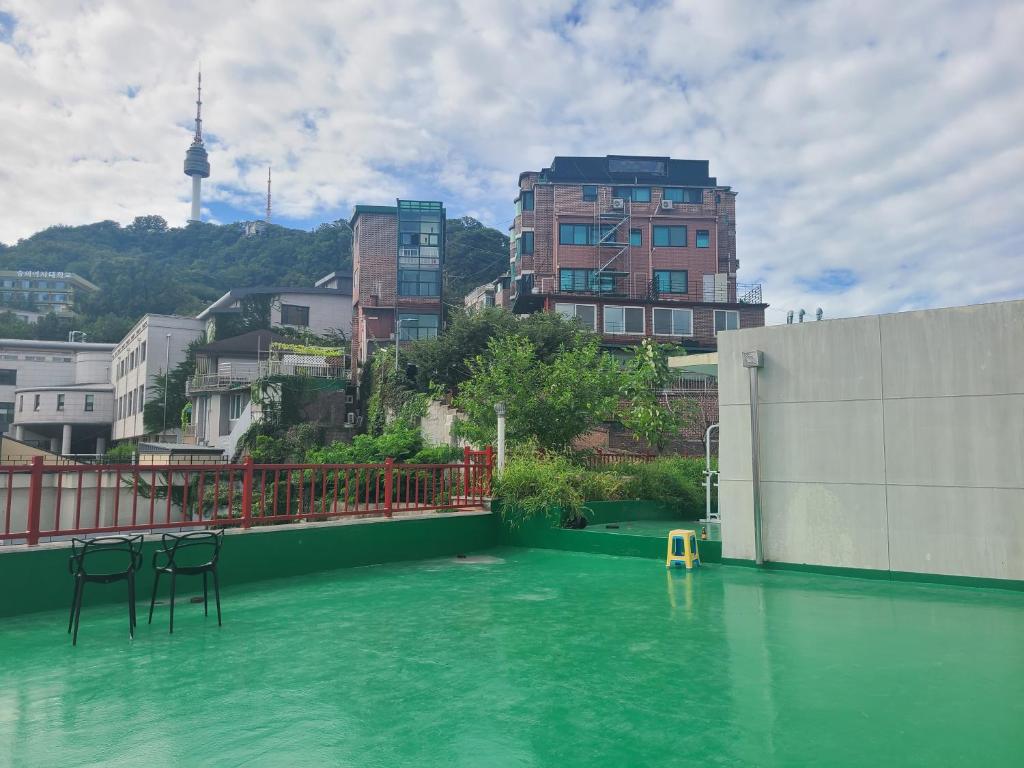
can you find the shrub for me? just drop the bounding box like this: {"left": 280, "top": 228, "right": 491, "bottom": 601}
{"left": 595, "top": 457, "right": 706, "bottom": 516}
{"left": 492, "top": 453, "right": 588, "bottom": 526}
{"left": 104, "top": 443, "right": 136, "bottom": 463}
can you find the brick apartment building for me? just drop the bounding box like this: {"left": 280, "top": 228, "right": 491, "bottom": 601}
{"left": 506, "top": 155, "right": 766, "bottom": 351}
{"left": 350, "top": 200, "right": 446, "bottom": 377}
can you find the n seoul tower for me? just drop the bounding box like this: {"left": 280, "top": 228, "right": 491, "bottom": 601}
{"left": 183, "top": 72, "right": 210, "bottom": 222}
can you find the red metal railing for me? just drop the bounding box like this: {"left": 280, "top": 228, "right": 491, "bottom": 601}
{"left": 584, "top": 448, "right": 657, "bottom": 467}
{"left": 1, "top": 446, "right": 493, "bottom": 545}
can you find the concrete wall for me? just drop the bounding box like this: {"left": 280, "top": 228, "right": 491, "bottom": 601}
{"left": 420, "top": 400, "right": 467, "bottom": 447}
{"left": 718, "top": 300, "right": 1024, "bottom": 582}
{"left": 270, "top": 292, "right": 352, "bottom": 338}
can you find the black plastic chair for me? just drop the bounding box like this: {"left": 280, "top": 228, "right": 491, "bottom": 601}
{"left": 148, "top": 531, "right": 224, "bottom": 633}
{"left": 68, "top": 535, "right": 144, "bottom": 645}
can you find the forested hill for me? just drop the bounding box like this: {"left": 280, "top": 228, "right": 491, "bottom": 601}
{"left": 0, "top": 214, "right": 509, "bottom": 342}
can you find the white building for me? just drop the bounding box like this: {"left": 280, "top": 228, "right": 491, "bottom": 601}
{"left": 111, "top": 314, "right": 206, "bottom": 442}
{"left": 1, "top": 338, "right": 115, "bottom": 455}
{"left": 196, "top": 275, "right": 352, "bottom": 341}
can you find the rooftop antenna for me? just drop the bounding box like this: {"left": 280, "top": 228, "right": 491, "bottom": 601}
{"left": 183, "top": 68, "right": 211, "bottom": 222}
{"left": 266, "top": 166, "right": 272, "bottom": 223}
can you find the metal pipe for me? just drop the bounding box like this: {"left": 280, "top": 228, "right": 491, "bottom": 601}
{"left": 742, "top": 350, "right": 765, "bottom": 565}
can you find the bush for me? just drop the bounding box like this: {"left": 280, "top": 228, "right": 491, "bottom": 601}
{"left": 492, "top": 453, "right": 588, "bottom": 526}
{"left": 593, "top": 457, "right": 706, "bottom": 516}
{"left": 493, "top": 454, "right": 708, "bottom": 523}
{"left": 104, "top": 443, "right": 136, "bottom": 463}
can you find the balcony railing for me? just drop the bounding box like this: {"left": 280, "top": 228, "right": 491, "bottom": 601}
{"left": 523, "top": 274, "right": 763, "bottom": 305}
{"left": 186, "top": 360, "right": 349, "bottom": 394}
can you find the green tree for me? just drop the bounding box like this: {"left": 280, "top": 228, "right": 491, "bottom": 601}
{"left": 453, "top": 335, "right": 620, "bottom": 450}
{"left": 618, "top": 339, "right": 693, "bottom": 451}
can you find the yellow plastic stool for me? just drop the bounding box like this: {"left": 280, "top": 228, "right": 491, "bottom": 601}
{"left": 666, "top": 529, "right": 700, "bottom": 570}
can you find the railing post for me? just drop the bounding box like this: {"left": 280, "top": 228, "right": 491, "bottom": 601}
{"left": 383, "top": 457, "right": 394, "bottom": 517}
{"left": 241, "top": 456, "right": 254, "bottom": 529}
{"left": 463, "top": 446, "right": 471, "bottom": 504}
{"left": 27, "top": 455, "right": 43, "bottom": 546}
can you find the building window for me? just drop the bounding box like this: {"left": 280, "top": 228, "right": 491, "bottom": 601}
{"left": 129, "top": 350, "right": 135, "bottom": 369}
{"left": 554, "top": 303, "right": 597, "bottom": 330}
{"left": 558, "top": 269, "right": 616, "bottom": 294}
{"left": 19, "top": 395, "right": 23, "bottom": 412}
{"left": 140, "top": 341, "right": 146, "bottom": 362}
{"left": 653, "top": 225, "right": 687, "bottom": 247}
{"left": 85, "top": 394, "right": 94, "bottom": 412}
{"left": 521, "top": 191, "right": 534, "bottom": 211}
{"left": 33, "top": 394, "right": 40, "bottom": 411}
{"left": 398, "top": 313, "right": 440, "bottom": 341}
{"left": 398, "top": 269, "right": 440, "bottom": 297}
{"left": 229, "top": 392, "right": 244, "bottom": 421}
{"left": 715, "top": 310, "right": 740, "bottom": 334}
{"left": 57, "top": 393, "right": 65, "bottom": 411}
{"left": 603, "top": 306, "right": 645, "bottom": 335}
{"left": 663, "top": 188, "right": 704, "bottom": 204}
{"left": 696, "top": 230, "right": 710, "bottom": 248}
{"left": 0, "top": 401, "right": 13, "bottom": 429}
{"left": 612, "top": 186, "right": 651, "bottom": 203}
{"left": 521, "top": 231, "right": 534, "bottom": 255}
{"left": 629, "top": 229, "right": 642, "bottom": 247}
{"left": 653, "top": 270, "right": 688, "bottom": 294}
{"left": 0, "top": 369, "right": 15, "bottom": 385}
{"left": 582, "top": 185, "right": 598, "bottom": 202}
{"left": 127, "top": 391, "right": 133, "bottom": 415}
{"left": 138, "top": 385, "right": 145, "bottom": 410}
{"left": 608, "top": 157, "right": 665, "bottom": 175}
{"left": 653, "top": 307, "right": 694, "bottom": 336}
{"left": 558, "top": 223, "right": 616, "bottom": 246}
{"left": 281, "top": 304, "right": 310, "bottom": 327}
{"left": 116, "top": 397, "right": 122, "bottom": 420}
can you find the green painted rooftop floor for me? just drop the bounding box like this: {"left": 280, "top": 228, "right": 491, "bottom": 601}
{"left": 1, "top": 547, "right": 1022, "bottom": 767}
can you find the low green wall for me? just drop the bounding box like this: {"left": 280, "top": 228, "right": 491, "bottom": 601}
{"left": 0, "top": 512, "right": 500, "bottom": 618}
{"left": 495, "top": 500, "right": 720, "bottom": 563}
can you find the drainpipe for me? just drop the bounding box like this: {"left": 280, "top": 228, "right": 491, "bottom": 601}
{"left": 742, "top": 350, "right": 765, "bottom": 565}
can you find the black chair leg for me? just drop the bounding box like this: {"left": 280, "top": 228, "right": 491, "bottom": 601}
{"left": 68, "top": 577, "right": 81, "bottom": 635}
{"left": 212, "top": 567, "right": 222, "bottom": 627}
{"left": 203, "top": 572, "right": 209, "bottom": 616}
{"left": 148, "top": 570, "right": 160, "bottom": 625}
{"left": 169, "top": 573, "right": 176, "bottom": 634}
{"left": 72, "top": 582, "right": 84, "bottom": 646}
{"left": 127, "top": 574, "right": 136, "bottom": 639}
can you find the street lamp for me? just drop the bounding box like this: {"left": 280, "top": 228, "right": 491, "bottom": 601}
{"left": 162, "top": 333, "right": 172, "bottom": 436}
{"left": 395, "top": 317, "right": 417, "bottom": 372}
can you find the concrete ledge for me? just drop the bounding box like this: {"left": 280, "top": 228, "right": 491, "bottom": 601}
{"left": 0, "top": 510, "right": 500, "bottom": 618}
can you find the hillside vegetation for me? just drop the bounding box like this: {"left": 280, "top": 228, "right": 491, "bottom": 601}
{"left": 0, "top": 214, "right": 508, "bottom": 342}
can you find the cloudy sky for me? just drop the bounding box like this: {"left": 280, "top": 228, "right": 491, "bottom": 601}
{"left": 0, "top": 0, "right": 1021, "bottom": 322}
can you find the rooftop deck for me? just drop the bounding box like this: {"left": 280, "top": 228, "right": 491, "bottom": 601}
{"left": 1, "top": 547, "right": 1021, "bottom": 766}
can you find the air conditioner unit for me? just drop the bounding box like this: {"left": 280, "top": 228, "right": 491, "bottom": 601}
{"left": 345, "top": 412, "right": 356, "bottom": 426}
{"left": 660, "top": 199, "right": 674, "bottom": 210}
{"left": 611, "top": 198, "right": 625, "bottom": 210}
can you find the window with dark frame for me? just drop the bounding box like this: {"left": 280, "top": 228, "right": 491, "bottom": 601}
{"left": 521, "top": 231, "right": 534, "bottom": 255}
{"left": 281, "top": 304, "right": 310, "bottom": 327}
{"left": 582, "top": 185, "right": 598, "bottom": 202}
{"left": 57, "top": 393, "right": 64, "bottom": 411}
{"left": 653, "top": 307, "right": 693, "bottom": 336}
{"left": 653, "top": 225, "right": 687, "bottom": 247}
{"left": 653, "top": 270, "right": 688, "bottom": 294}
{"left": 0, "top": 369, "right": 15, "bottom": 385}
{"left": 85, "top": 394, "right": 94, "bottom": 412}
{"left": 696, "top": 230, "right": 710, "bottom": 248}
{"left": 398, "top": 270, "right": 440, "bottom": 297}
{"left": 33, "top": 394, "right": 40, "bottom": 411}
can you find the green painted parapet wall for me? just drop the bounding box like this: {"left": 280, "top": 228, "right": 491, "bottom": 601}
{"left": 495, "top": 499, "right": 722, "bottom": 563}
{"left": 0, "top": 512, "right": 500, "bottom": 618}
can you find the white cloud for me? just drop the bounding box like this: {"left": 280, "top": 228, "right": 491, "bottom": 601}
{"left": 0, "top": 0, "right": 1021, "bottom": 320}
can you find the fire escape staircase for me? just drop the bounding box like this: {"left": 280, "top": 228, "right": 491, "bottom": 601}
{"left": 593, "top": 197, "right": 631, "bottom": 295}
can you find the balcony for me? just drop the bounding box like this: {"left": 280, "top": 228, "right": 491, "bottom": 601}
{"left": 187, "top": 358, "right": 348, "bottom": 395}
{"left": 513, "top": 273, "right": 763, "bottom": 307}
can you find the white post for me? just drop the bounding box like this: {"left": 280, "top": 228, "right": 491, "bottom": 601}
{"left": 494, "top": 402, "right": 506, "bottom": 470}
{"left": 703, "top": 423, "right": 719, "bottom": 522}
{"left": 162, "top": 333, "right": 171, "bottom": 435}
{"left": 61, "top": 424, "right": 72, "bottom": 455}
